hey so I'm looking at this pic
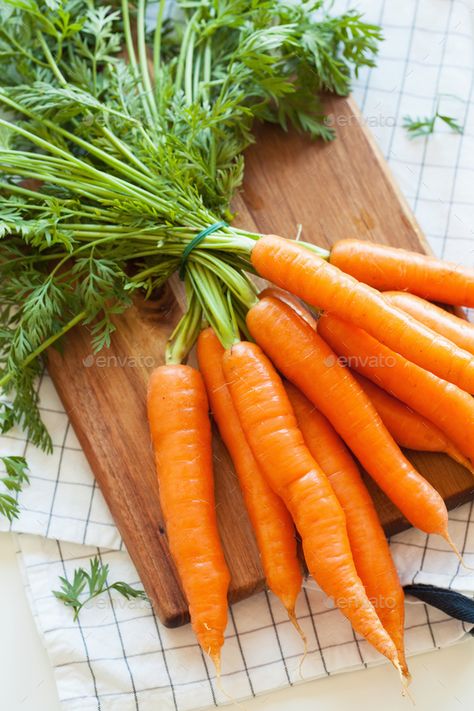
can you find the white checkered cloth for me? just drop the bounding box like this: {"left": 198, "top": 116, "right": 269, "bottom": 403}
{"left": 1, "top": 0, "right": 474, "bottom": 709}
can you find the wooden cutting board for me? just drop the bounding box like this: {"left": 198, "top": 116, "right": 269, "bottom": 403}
{"left": 47, "top": 95, "right": 474, "bottom": 627}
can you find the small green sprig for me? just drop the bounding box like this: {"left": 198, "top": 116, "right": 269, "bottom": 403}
{"left": 53, "top": 556, "right": 148, "bottom": 621}
{"left": 0, "top": 455, "right": 29, "bottom": 522}
{"left": 403, "top": 110, "right": 463, "bottom": 139}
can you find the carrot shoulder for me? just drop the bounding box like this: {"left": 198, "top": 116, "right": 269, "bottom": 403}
{"left": 196, "top": 328, "right": 302, "bottom": 621}
{"left": 285, "top": 381, "right": 408, "bottom": 677}
{"left": 222, "top": 341, "right": 402, "bottom": 671}
{"left": 250, "top": 235, "right": 474, "bottom": 393}
{"left": 330, "top": 239, "right": 474, "bottom": 307}
{"left": 317, "top": 311, "right": 474, "bottom": 467}
{"left": 246, "top": 297, "right": 451, "bottom": 540}
{"left": 147, "top": 365, "right": 230, "bottom": 668}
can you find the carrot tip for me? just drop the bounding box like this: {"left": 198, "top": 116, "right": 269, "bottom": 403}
{"left": 288, "top": 608, "right": 308, "bottom": 679}
{"left": 395, "top": 659, "right": 414, "bottom": 702}
{"left": 212, "top": 655, "right": 246, "bottom": 710}
{"left": 444, "top": 531, "right": 474, "bottom": 571}
{"left": 210, "top": 652, "right": 221, "bottom": 679}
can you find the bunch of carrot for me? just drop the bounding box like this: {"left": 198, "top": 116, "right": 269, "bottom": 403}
{"left": 147, "top": 236, "right": 474, "bottom": 685}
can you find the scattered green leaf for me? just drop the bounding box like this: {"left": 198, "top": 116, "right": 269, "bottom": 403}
{"left": 53, "top": 555, "right": 148, "bottom": 621}
{"left": 0, "top": 455, "right": 29, "bottom": 521}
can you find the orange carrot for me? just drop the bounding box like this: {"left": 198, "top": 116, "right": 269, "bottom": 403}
{"left": 147, "top": 365, "right": 230, "bottom": 669}
{"left": 353, "top": 373, "right": 474, "bottom": 473}
{"left": 251, "top": 235, "right": 474, "bottom": 393}
{"left": 222, "top": 340, "right": 404, "bottom": 673}
{"left": 260, "top": 282, "right": 472, "bottom": 474}
{"left": 330, "top": 239, "right": 474, "bottom": 307}
{"left": 259, "top": 286, "right": 317, "bottom": 329}
{"left": 196, "top": 328, "right": 303, "bottom": 629}
{"left": 384, "top": 292, "right": 474, "bottom": 356}
{"left": 285, "top": 381, "right": 408, "bottom": 678}
{"left": 317, "top": 312, "right": 474, "bottom": 466}
{"left": 246, "top": 296, "right": 453, "bottom": 542}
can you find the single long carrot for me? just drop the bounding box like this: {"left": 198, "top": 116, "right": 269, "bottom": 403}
{"left": 196, "top": 328, "right": 303, "bottom": 628}
{"left": 251, "top": 235, "right": 474, "bottom": 393}
{"left": 147, "top": 365, "right": 230, "bottom": 669}
{"left": 330, "top": 239, "right": 474, "bottom": 307}
{"left": 384, "top": 292, "right": 474, "bottom": 356}
{"left": 317, "top": 312, "right": 474, "bottom": 466}
{"left": 222, "top": 340, "right": 403, "bottom": 673}
{"left": 246, "top": 297, "right": 452, "bottom": 541}
{"left": 353, "top": 373, "right": 474, "bottom": 474}
{"left": 285, "top": 381, "right": 408, "bottom": 678}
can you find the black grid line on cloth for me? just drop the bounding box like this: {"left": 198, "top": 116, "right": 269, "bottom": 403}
{"left": 0, "top": 431, "right": 81, "bottom": 452}
{"left": 302, "top": 588, "right": 329, "bottom": 676}
{"left": 379, "top": 55, "right": 471, "bottom": 71}
{"left": 264, "top": 589, "right": 292, "bottom": 685}
{"left": 440, "top": 63, "right": 474, "bottom": 258}
{"left": 23, "top": 473, "right": 95, "bottom": 489}
{"left": 83, "top": 479, "right": 98, "bottom": 544}
{"left": 384, "top": 0, "right": 421, "bottom": 163}
{"left": 384, "top": 157, "right": 474, "bottom": 172}
{"left": 38, "top": 406, "right": 70, "bottom": 416}
{"left": 45, "top": 421, "right": 71, "bottom": 538}
{"left": 380, "top": 23, "right": 472, "bottom": 40}
{"left": 19, "top": 506, "right": 117, "bottom": 527}
{"left": 351, "top": 84, "right": 472, "bottom": 102}
{"left": 57, "top": 539, "right": 102, "bottom": 711}
{"left": 412, "top": 534, "right": 431, "bottom": 586}
{"left": 411, "top": 1, "right": 455, "bottom": 215}
{"left": 350, "top": 626, "right": 366, "bottom": 668}
{"left": 46, "top": 613, "right": 464, "bottom": 671}
{"left": 47, "top": 640, "right": 353, "bottom": 670}
{"left": 39, "top": 607, "right": 339, "bottom": 635}
{"left": 424, "top": 603, "right": 437, "bottom": 648}
{"left": 199, "top": 650, "right": 218, "bottom": 707}
{"left": 47, "top": 613, "right": 472, "bottom": 705}
{"left": 96, "top": 550, "right": 140, "bottom": 711}
{"left": 50, "top": 640, "right": 358, "bottom": 694}
{"left": 407, "top": 196, "right": 474, "bottom": 208}
{"left": 389, "top": 540, "right": 463, "bottom": 554}
{"left": 149, "top": 608, "right": 179, "bottom": 711}
{"left": 228, "top": 604, "right": 255, "bottom": 697}
{"left": 26, "top": 552, "right": 112, "bottom": 569}
{"left": 357, "top": 0, "right": 388, "bottom": 114}
{"left": 449, "top": 500, "right": 474, "bottom": 589}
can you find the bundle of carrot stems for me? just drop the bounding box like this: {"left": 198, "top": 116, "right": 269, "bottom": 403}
{"left": 1, "top": 0, "right": 474, "bottom": 691}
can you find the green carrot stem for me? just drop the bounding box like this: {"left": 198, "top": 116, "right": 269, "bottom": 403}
{"left": 36, "top": 30, "right": 66, "bottom": 84}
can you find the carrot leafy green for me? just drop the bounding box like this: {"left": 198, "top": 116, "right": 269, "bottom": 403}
{"left": 0, "top": 0, "right": 381, "bottom": 449}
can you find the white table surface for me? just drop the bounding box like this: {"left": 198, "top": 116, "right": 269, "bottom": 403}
{"left": 1, "top": 533, "right": 473, "bottom": 711}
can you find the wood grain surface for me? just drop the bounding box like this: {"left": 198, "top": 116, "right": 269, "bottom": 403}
{"left": 47, "top": 95, "right": 474, "bottom": 627}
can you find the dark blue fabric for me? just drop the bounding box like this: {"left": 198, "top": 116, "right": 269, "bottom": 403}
{"left": 404, "top": 584, "right": 474, "bottom": 628}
